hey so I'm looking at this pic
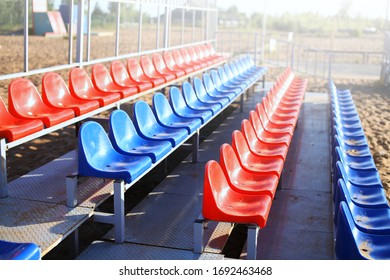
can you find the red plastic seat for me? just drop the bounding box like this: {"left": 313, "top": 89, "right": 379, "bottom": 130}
{"left": 127, "top": 58, "right": 165, "bottom": 87}
{"left": 194, "top": 45, "right": 215, "bottom": 66}
{"left": 219, "top": 143, "right": 279, "bottom": 198}
{"left": 265, "top": 93, "right": 300, "bottom": 118}
{"left": 69, "top": 68, "right": 121, "bottom": 107}
{"left": 249, "top": 110, "right": 292, "bottom": 146}
{"left": 241, "top": 119, "right": 288, "bottom": 159}
{"left": 110, "top": 60, "right": 153, "bottom": 92}
{"left": 172, "top": 50, "right": 196, "bottom": 73}
{"left": 0, "top": 98, "right": 43, "bottom": 142}
{"left": 91, "top": 63, "right": 138, "bottom": 98}
{"left": 202, "top": 160, "right": 272, "bottom": 228}
{"left": 163, "top": 51, "right": 192, "bottom": 75}
{"left": 152, "top": 53, "right": 185, "bottom": 79}
{"left": 231, "top": 130, "right": 284, "bottom": 177}
{"left": 257, "top": 100, "right": 296, "bottom": 131}
{"left": 140, "top": 55, "right": 175, "bottom": 83}
{"left": 8, "top": 78, "right": 75, "bottom": 127}
{"left": 180, "top": 48, "right": 203, "bottom": 71}
{"left": 187, "top": 47, "right": 209, "bottom": 68}
{"left": 204, "top": 43, "right": 225, "bottom": 63}
{"left": 42, "top": 72, "right": 100, "bottom": 116}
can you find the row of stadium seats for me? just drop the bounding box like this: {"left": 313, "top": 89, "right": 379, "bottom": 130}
{"left": 0, "top": 43, "right": 226, "bottom": 143}
{"left": 194, "top": 68, "right": 308, "bottom": 259}
{"left": 67, "top": 57, "right": 267, "bottom": 243}
{"left": 329, "top": 81, "right": 390, "bottom": 260}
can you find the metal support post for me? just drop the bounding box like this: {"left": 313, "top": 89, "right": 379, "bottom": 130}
{"left": 115, "top": 2, "right": 121, "bottom": 57}
{"left": 68, "top": 0, "right": 74, "bottom": 64}
{"left": 138, "top": 3, "right": 144, "bottom": 52}
{"left": 240, "top": 93, "right": 244, "bottom": 113}
{"left": 247, "top": 224, "right": 259, "bottom": 260}
{"left": 66, "top": 174, "right": 79, "bottom": 207}
{"left": 192, "top": 130, "right": 200, "bottom": 163}
{"left": 76, "top": 0, "right": 85, "bottom": 64}
{"left": 114, "top": 180, "right": 125, "bottom": 243}
{"left": 24, "top": 0, "right": 29, "bottom": 72}
{"left": 0, "top": 139, "right": 8, "bottom": 198}
{"left": 194, "top": 216, "right": 205, "bottom": 254}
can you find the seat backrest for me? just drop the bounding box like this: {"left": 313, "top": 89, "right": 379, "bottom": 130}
{"left": 231, "top": 130, "right": 251, "bottom": 162}
{"left": 187, "top": 47, "right": 200, "bottom": 62}
{"left": 219, "top": 143, "right": 244, "bottom": 181}
{"left": 203, "top": 160, "right": 232, "bottom": 214}
{"left": 217, "top": 67, "right": 229, "bottom": 83}
{"left": 256, "top": 102, "right": 270, "bottom": 125}
{"left": 8, "top": 78, "right": 45, "bottom": 117}
{"left": 152, "top": 53, "right": 166, "bottom": 73}
{"left": 241, "top": 119, "right": 259, "bottom": 148}
{"left": 92, "top": 63, "right": 114, "bottom": 90}
{"left": 224, "top": 64, "right": 235, "bottom": 80}
{"left": 193, "top": 77, "right": 207, "bottom": 99}
{"left": 42, "top": 72, "right": 72, "bottom": 106}
{"left": 109, "top": 109, "right": 140, "bottom": 151}
{"left": 195, "top": 45, "right": 205, "bottom": 60}
{"left": 69, "top": 68, "right": 94, "bottom": 95}
{"left": 202, "top": 73, "right": 217, "bottom": 93}
{"left": 335, "top": 200, "right": 365, "bottom": 260}
{"left": 110, "top": 60, "right": 129, "bottom": 85}
{"left": 180, "top": 48, "right": 193, "bottom": 64}
{"left": 78, "top": 121, "right": 116, "bottom": 172}
{"left": 206, "top": 43, "right": 216, "bottom": 55}
{"left": 133, "top": 100, "right": 158, "bottom": 132}
{"left": 249, "top": 109, "right": 265, "bottom": 136}
{"left": 140, "top": 55, "right": 157, "bottom": 77}
{"left": 169, "top": 86, "right": 187, "bottom": 113}
{"left": 163, "top": 51, "right": 176, "bottom": 69}
{"left": 182, "top": 82, "right": 197, "bottom": 104}
{"left": 127, "top": 58, "right": 144, "bottom": 80}
{"left": 152, "top": 92, "right": 174, "bottom": 121}
{"left": 173, "top": 50, "right": 186, "bottom": 66}
{"left": 210, "top": 70, "right": 223, "bottom": 87}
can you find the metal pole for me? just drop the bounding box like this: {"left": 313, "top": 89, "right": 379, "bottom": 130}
{"left": 205, "top": 0, "right": 210, "bottom": 41}
{"left": 254, "top": 33, "right": 259, "bottom": 65}
{"left": 68, "top": 0, "right": 74, "bottom": 64}
{"left": 192, "top": 8, "right": 196, "bottom": 42}
{"left": 86, "top": 0, "right": 92, "bottom": 62}
{"left": 181, "top": 7, "right": 185, "bottom": 45}
{"left": 24, "top": 0, "right": 29, "bottom": 72}
{"left": 138, "top": 2, "right": 143, "bottom": 52}
{"left": 260, "top": 0, "right": 267, "bottom": 64}
{"left": 163, "top": 0, "right": 170, "bottom": 49}
{"left": 156, "top": 3, "right": 161, "bottom": 49}
{"left": 76, "top": 0, "right": 85, "bottom": 64}
{"left": 115, "top": 2, "right": 121, "bottom": 57}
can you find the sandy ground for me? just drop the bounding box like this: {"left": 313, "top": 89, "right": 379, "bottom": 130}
{"left": 0, "top": 35, "right": 389, "bottom": 201}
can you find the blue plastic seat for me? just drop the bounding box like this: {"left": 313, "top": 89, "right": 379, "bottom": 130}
{"left": 335, "top": 146, "right": 377, "bottom": 172}
{"left": 152, "top": 92, "right": 202, "bottom": 134}
{"left": 228, "top": 62, "right": 257, "bottom": 83}
{"left": 109, "top": 110, "right": 172, "bottom": 164}
{"left": 333, "top": 180, "right": 390, "bottom": 235}
{"left": 333, "top": 134, "right": 369, "bottom": 152}
{"left": 334, "top": 178, "right": 389, "bottom": 211}
{"left": 210, "top": 70, "right": 242, "bottom": 95}
{"left": 224, "top": 63, "right": 253, "bottom": 85}
{"left": 202, "top": 73, "right": 237, "bottom": 101}
{"left": 335, "top": 161, "right": 383, "bottom": 188}
{"left": 182, "top": 82, "right": 221, "bottom": 115}
{"left": 193, "top": 77, "right": 230, "bottom": 108}
{"left": 333, "top": 127, "right": 369, "bottom": 150}
{"left": 0, "top": 240, "right": 40, "bottom": 260}
{"left": 217, "top": 67, "right": 247, "bottom": 91}
{"left": 335, "top": 201, "right": 390, "bottom": 260}
{"left": 169, "top": 87, "right": 213, "bottom": 124}
{"left": 78, "top": 121, "right": 152, "bottom": 184}
{"left": 133, "top": 100, "right": 189, "bottom": 147}
{"left": 233, "top": 59, "right": 261, "bottom": 79}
